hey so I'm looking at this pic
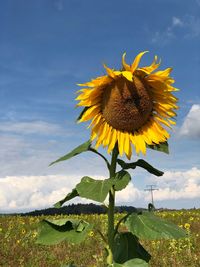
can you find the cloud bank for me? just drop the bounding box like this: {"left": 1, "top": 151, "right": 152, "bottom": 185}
{"left": 179, "top": 104, "right": 200, "bottom": 138}
{"left": 1, "top": 167, "right": 200, "bottom": 213}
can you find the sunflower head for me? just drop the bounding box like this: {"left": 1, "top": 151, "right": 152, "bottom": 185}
{"left": 76, "top": 51, "right": 178, "bottom": 159}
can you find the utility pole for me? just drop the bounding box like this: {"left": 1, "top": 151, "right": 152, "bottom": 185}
{"left": 144, "top": 185, "right": 159, "bottom": 206}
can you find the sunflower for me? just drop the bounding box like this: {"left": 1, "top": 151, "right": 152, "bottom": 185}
{"left": 76, "top": 51, "right": 178, "bottom": 159}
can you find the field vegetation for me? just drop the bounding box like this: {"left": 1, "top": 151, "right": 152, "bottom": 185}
{"left": 0, "top": 209, "right": 200, "bottom": 267}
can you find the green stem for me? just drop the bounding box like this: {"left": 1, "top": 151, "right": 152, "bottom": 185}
{"left": 89, "top": 148, "right": 111, "bottom": 170}
{"left": 107, "top": 144, "right": 119, "bottom": 265}
{"left": 113, "top": 213, "right": 131, "bottom": 238}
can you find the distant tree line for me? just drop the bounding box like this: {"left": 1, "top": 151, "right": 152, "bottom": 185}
{"left": 19, "top": 203, "right": 139, "bottom": 216}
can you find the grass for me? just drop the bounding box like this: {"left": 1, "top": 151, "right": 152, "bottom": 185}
{"left": 0, "top": 209, "right": 200, "bottom": 267}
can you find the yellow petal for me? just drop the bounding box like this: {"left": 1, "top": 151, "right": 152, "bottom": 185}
{"left": 153, "top": 120, "right": 170, "bottom": 139}
{"left": 76, "top": 89, "right": 91, "bottom": 99}
{"left": 146, "top": 78, "right": 179, "bottom": 92}
{"left": 138, "top": 128, "right": 152, "bottom": 145}
{"left": 121, "top": 71, "right": 133, "bottom": 81}
{"left": 124, "top": 132, "right": 132, "bottom": 159}
{"left": 103, "top": 64, "right": 116, "bottom": 78}
{"left": 154, "top": 115, "right": 171, "bottom": 128}
{"left": 99, "top": 122, "right": 109, "bottom": 144}
{"left": 103, "top": 125, "right": 112, "bottom": 147}
{"left": 130, "top": 51, "right": 148, "bottom": 73}
{"left": 144, "top": 121, "right": 160, "bottom": 144}
{"left": 134, "top": 133, "right": 146, "bottom": 155}
{"left": 113, "top": 71, "right": 121, "bottom": 76}
{"left": 78, "top": 105, "right": 100, "bottom": 122}
{"left": 95, "top": 122, "right": 106, "bottom": 149}
{"left": 167, "top": 118, "right": 176, "bottom": 125}
{"left": 118, "top": 131, "right": 125, "bottom": 156}
{"left": 88, "top": 114, "right": 102, "bottom": 129}
{"left": 122, "top": 52, "right": 131, "bottom": 71}
{"left": 91, "top": 117, "right": 104, "bottom": 138}
{"left": 78, "top": 75, "right": 112, "bottom": 88}
{"left": 91, "top": 129, "right": 97, "bottom": 141}
{"left": 154, "top": 68, "right": 172, "bottom": 77}
{"left": 108, "top": 129, "right": 117, "bottom": 154}
{"left": 139, "top": 55, "right": 161, "bottom": 74}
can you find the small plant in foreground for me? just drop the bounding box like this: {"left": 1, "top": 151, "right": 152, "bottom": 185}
{"left": 36, "top": 52, "right": 186, "bottom": 266}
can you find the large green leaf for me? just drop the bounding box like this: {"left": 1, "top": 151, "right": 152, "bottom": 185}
{"left": 49, "top": 140, "right": 91, "bottom": 166}
{"left": 54, "top": 189, "right": 79, "bottom": 208}
{"left": 147, "top": 141, "right": 169, "bottom": 154}
{"left": 54, "top": 171, "right": 132, "bottom": 208}
{"left": 113, "top": 170, "right": 131, "bottom": 191}
{"left": 113, "top": 232, "right": 151, "bottom": 264}
{"left": 113, "top": 258, "right": 148, "bottom": 267}
{"left": 125, "top": 212, "right": 187, "bottom": 240}
{"left": 117, "top": 159, "right": 163, "bottom": 177}
{"left": 76, "top": 176, "right": 113, "bottom": 202}
{"left": 36, "top": 218, "right": 92, "bottom": 245}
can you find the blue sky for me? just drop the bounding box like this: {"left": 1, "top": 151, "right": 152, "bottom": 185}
{"left": 0, "top": 0, "right": 200, "bottom": 212}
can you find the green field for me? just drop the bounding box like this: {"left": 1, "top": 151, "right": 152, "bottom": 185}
{"left": 0, "top": 210, "right": 200, "bottom": 267}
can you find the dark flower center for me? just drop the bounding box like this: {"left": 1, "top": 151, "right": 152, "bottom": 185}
{"left": 101, "top": 76, "right": 153, "bottom": 132}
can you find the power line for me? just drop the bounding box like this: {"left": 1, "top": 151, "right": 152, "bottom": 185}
{"left": 144, "top": 185, "right": 159, "bottom": 206}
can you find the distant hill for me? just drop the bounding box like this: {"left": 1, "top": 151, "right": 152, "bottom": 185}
{"left": 17, "top": 203, "right": 140, "bottom": 216}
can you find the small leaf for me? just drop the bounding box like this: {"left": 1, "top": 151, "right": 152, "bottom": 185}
{"left": 36, "top": 218, "right": 92, "bottom": 245}
{"left": 125, "top": 212, "right": 187, "bottom": 240}
{"left": 113, "top": 232, "right": 151, "bottom": 264}
{"left": 113, "top": 170, "right": 131, "bottom": 191}
{"left": 54, "top": 189, "right": 79, "bottom": 208}
{"left": 49, "top": 140, "right": 91, "bottom": 166}
{"left": 147, "top": 141, "right": 169, "bottom": 154}
{"left": 76, "top": 176, "right": 113, "bottom": 202}
{"left": 113, "top": 258, "right": 148, "bottom": 267}
{"left": 117, "top": 159, "right": 163, "bottom": 176}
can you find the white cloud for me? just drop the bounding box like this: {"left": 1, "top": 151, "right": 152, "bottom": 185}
{"left": 1, "top": 167, "right": 200, "bottom": 212}
{"left": 0, "top": 175, "right": 83, "bottom": 212}
{"left": 151, "top": 15, "right": 200, "bottom": 45}
{"left": 172, "top": 17, "right": 184, "bottom": 27}
{"left": 151, "top": 16, "right": 181, "bottom": 45}
{"left": 151, "top": 28, "right": 175, "bottom": 45}
{"left": 179, "top": 104, "right": 200, "bottom": 138}
{"left": 0, "top": 121, "right": 64, "bottom": 135}
{"left": 148, "top": 167, "right": 200, "bottom": 202}
{"left": 116, "top": 183, "right": 142, "bottom": 204}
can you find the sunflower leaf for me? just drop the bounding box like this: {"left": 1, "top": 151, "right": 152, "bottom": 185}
{"left": 49, "top": 140, "right": 91, "bottom": 166}
{"left": 54, "top": 171, "right": 131, "bottom": 208}
{"left": 113, "top": 170, "right": 131, "bottom": 191}
{"left": 54, "top": 177, "right": 113, "bottom": 206}
{"left": 117, "top": 159, "right": 163, "bottom": 176}
{"left": 36, "top": 218, "right": 92, "bottom": 245}
{"left": 113, "top": 232, "right": 151, "bottom": 264}
{"left": 147, "top": 141, "right": 169, "bottom": 154}
{"left": 125, "top": 211, "right": 187, "bottom": 240}
{"left": 76, "top": 176, "right": 113, "bottom": 202}
{"left": 113, "top": 259, "right": 149, "bottom": 267}
{"left": 54, "top": 189, "right": 79, "bottom": 208}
